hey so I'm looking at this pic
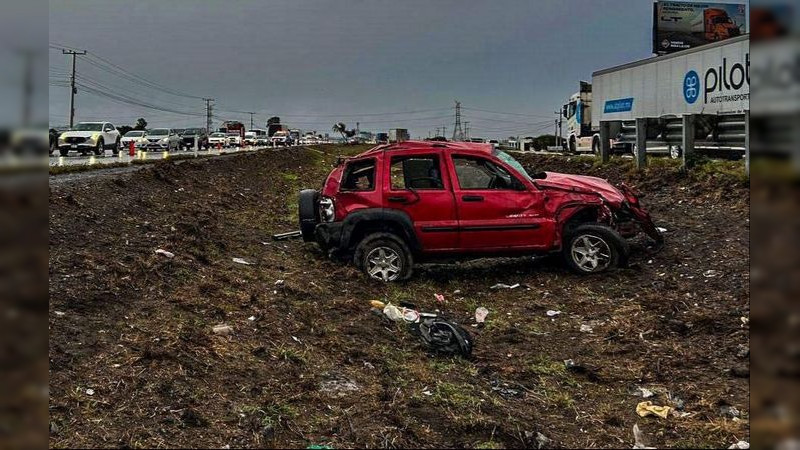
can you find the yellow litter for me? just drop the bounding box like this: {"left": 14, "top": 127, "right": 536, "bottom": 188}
{"left": 636, "top": 401, "right": 672, "bottom": 419}
{"left": 370, "top": 300, "right": 386, "bottom": 309}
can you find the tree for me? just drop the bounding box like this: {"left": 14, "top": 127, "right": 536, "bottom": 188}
{"left": 134, "top": 118, "right": 148, "bottom": 130}
{"left": 332, "top": 122, "right": 350, "bottom": 141}
{"left": 531, "top": 134, "right": 556, "bottom": 151}
{"left": 117, "top": 125, "right": 133, "bottom": 136}
{"left": 267, "top": 116, "right": 281, "bottom": 126}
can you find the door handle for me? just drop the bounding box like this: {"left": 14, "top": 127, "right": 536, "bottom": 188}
{"left": 388, "top": 196, "right": 409, "bottom": 203}
{"left": 462, "top": 195, "right": 484, "bottom": 202}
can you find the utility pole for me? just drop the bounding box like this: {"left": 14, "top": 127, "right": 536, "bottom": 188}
{"left": 247, "top": 112, "right": 255, "bottom": 130}
{"left": 204, "top": 98, "right": 214, "bottom": 134}
{"left": 17, "top": 49, "right": 38, "bottom": 127}
{"left": 464, "top": 121, "right": 470, "bottom": 141}
{"left": 442, "top": 126, "right": 447, "bottom": 139}
{"left": 62, "top": 49, "right": 86, "bottom": 128}
{"left": 452, "top": 100, "right": 464, "bottom": 141}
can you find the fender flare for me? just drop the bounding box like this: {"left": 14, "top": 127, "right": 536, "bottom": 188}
{"left": 341, "top": 208, "right": 421, "bottom": 252}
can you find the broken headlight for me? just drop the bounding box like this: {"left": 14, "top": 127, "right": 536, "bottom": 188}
{"left": 319, "top": 197, "right": 335, "bottom": 222}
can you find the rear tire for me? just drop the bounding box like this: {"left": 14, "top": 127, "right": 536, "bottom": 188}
{"left": 112, "top": 138, "right": 120, "bottom": 155}
{"left": 354, "top": 233, "right": 413, "bottom": 282}
{"left": 592, "top": 136, "right": 600, "bottom": 155}
{"left": 563, "top": 224, "right": 629, "bottom": 274}
{"left": 569, "top": 136, "right": 577, "bottom": 154}
{"left": 669, "top": 145, "right": 682, "bottom": 159}
{"left": 298, "top": 189, "right": 320, "bottom": 242}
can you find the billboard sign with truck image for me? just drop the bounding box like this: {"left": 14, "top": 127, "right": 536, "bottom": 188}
{"left": 653, "top": 1, "right": 747, "bottom": 54}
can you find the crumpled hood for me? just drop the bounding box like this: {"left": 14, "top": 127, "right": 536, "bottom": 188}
{"left": 535, "top": 172, "right": 625, "bottom": 205}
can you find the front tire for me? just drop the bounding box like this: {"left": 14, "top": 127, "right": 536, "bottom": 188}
{"left": 94, "top": 139, "right": 104, "bottom": 156}
{"left": 354, "top": 233, "right": 413, "bottom": 282}
{"left": 592, "top": 136, "right": 600, "bottom": 155}
{"left": 563, "top": 224, "right": 629, "bottom": 274}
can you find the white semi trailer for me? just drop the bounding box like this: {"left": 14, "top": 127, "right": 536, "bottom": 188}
{"left": 592, "top": 34, "right": 749, "bottom": 158}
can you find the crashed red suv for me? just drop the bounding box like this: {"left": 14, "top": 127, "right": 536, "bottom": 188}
{"left": 299, "top": 141, "right": 662, "bottom": 281}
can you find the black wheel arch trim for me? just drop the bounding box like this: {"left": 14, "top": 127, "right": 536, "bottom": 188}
{"left": 340, "top": 208, "right": 421, "bottom": 252}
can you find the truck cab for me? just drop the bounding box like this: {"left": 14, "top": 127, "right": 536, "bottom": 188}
{"left": 704, "top": 8, "right": 740, "bottom": 41}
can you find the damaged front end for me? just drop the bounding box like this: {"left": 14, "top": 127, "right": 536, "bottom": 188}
{"left": 615, "top": 183, "right": 664, "bottom": 245}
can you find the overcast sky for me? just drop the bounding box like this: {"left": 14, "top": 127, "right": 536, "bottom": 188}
{"left": 50, "top": 0, "right": 657, "bottom": 139}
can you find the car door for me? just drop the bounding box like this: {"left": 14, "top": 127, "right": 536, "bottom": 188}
{"left": 102, "top": 123, "right": 115, "bottom": 147}
{"left": 447, "top": 153, "right": 548, "bottom": 251}
{"left": 383, "top": 150, "right": 459, "bottom": 252}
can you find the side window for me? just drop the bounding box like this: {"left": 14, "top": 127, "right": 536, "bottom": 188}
{"left": 452, "top": 156, "right": 524, "bottom": 190}
{"left": 390, "top": 155, "right": 443, "bottom": 190}
{"left": 104, "top": 124, "right": 113, "bottom": 132}
{"left": 341, "top": 159, "right": 376, "bottom": 191}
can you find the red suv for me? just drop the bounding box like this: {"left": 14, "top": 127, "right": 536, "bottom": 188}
{"left": 299, "top": 141, "right": 662, "bottom": 281}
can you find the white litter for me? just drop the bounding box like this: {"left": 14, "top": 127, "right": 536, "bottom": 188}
{"left": 232, "top": 257, "right": 253, "bottom": 265}
{"left": 475, "top": 307, "right": 489, "bottom": 323}
{"left": 247, "top": 316, "right": 256, "bottom": 321}
{"left": 490, "top": 283, "right": 520, "bottom": 290}
{"left": 54, "top": 311, "right": 66, "bottom": 317}
{"left": 154, "top": 249, "right": 175, "bottom": 258}
{"left": 580, "top": 324, "right": 593, "bottom": 333}
{"left": 546, "top": 310, "right": 562, "bottom": 317}
{"left": 639, "top": 387, "right": 655, "bottom": 398}
{"left": 212, "top": 324, "right": 233, "bottom": 335}
{"left": 728, "top": 441, "right": 749, "bottom": 449}
{"left": 657, "top": 227, "right": 668, "bottom": 233}
{"left": 85, "top": 388, "right": 94, "bottom": 396}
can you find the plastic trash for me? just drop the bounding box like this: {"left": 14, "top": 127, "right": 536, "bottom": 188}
{"left": 232, "top": 257, "right": 253, "bottom": 265}
{"left": 579, "top": 324, "right": 593, "bottom": 333}
{"left": 491, "top": 283, "right": 520, "bottom": 290}
{"left": 212, "top": 324, "right": 233, "bottom": 335}
{"left": 434, "top": 293, "right": 445, "bottom": 303}
{"left": 728, "top": 441, "right": 749, "bottom": 449}
{"left": 154, "top": 249, "right": 174, "bottom": 258}
{"left": 632, "top": 424, "right": 655, "bottom": 449}
{"left": 546, "top": 310, "right": 562, "bottom": 317}
{"left": 638, "top": 387, "right": 655, "bottom": 398}
{"left": 475, "top": 307, "right": 489, "bottom": 323}
{"left": 383, "top": 304, "right": 403, "bottom": 321}
{"left": 636, "top": 401, "right": 672, "bottom": 419}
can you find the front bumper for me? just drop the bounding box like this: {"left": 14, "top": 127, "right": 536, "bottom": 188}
{"left": 145, "top": 142, "right": 170, "bottom": 149}
{"left": 58, "top": 142, "right": 95, "bottom": 150}
{"left": 618, "top": 184, "right": 663, "bottom": 244}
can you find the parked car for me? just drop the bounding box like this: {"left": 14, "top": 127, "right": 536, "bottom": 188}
{"left": 298, "top": 141, "right": 662, "bottom": 281}
{"left": 270, "top": 131, "right": 289, "bottom": 146}
{"left": 120, "top": 130, "right": 147, "bottom": 151}
{"left": 180, "top": 128, "right": 209, "bottom": 150}
{"left": 227, "top": 132, "right": 242, "bottom": 147}
{"left": 255, "top": 135, "right": 270, "bottom": 146}
{"left": 208, "top": 132, "right": 229, "bottom": 148}
{"left": 57, "top": 121, "right": 121, "bottom": 156}
{"left": 143, "top": 128, "right": 180, "bottom": 151}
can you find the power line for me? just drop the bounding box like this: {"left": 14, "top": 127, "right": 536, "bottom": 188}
{"left": 461, "top": 106, "right": 553, "bottom": 119}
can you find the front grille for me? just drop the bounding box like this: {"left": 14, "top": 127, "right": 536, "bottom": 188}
{"left": 65, "top": 136, "right": 86, "bottom": 144}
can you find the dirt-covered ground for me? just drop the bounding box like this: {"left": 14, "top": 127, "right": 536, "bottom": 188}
{"left": 49, "top": 145, "right": 749, "bottom": 448}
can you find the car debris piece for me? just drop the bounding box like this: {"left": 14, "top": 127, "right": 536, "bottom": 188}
{"left": 369, "top": 300, "right": 473, "bottom": 357}
{"left": 490, "top": 283, "right": 520, "bottom": 290}
{"left": 272, "top": 230, "right": 302, "bottom": 241}
{"left": 232, "top": 257, "right": 253, "bottom": 265}
{"left": 154, "top": 249, "right": 175, "bottom": 258}
{"left": 212, "top": 324, "right": 233, "bottom": 335}
{"left": 546, "top": 310, "right": 562, "bottom": 317}
{"left": 636, "top": 401, "right": 672, "bottom": 419}
{"left": 475, "top": 307, "right": 489, "bottom": 324}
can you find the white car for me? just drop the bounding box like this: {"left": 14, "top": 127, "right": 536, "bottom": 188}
{"left": 208, "top": 132, "right": 229, "bottom": 148}
{"left": 57, "top": 121, "right": 121, "bottom": 156}
{"left": 143, "top": 128, "right": 181, "bottom": 151}
{"left": 243, "top": 132, "right": 257, "bottom": 146}
{"left": 120, "top": 130, "right": 147, "bottom": 150}
{"left": 271, "top": 131, "right": 289, "bottom": 146}
{"left": 227, "top": 133, "right": 242, "bottom": 147}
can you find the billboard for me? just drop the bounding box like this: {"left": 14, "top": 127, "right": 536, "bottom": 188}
{"left": 653, "top": 1, "right": 747, "bottom": 54}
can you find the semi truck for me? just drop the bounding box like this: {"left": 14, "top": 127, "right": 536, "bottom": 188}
{"left": 560, "top": 81, "right": 630, "bottom": 154}
{"left": 388, "top": 128, "right": 409, "bottom": 143}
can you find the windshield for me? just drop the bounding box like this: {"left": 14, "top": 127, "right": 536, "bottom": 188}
{"left": 148, "top": 129, "right": 169, "bottom": 136}
{"left": 211, "top": 133, "right": 226, "bottom": 137}
{"left": 494, "top": 150, "right": 532, "bottom": 180}
{"left": 73, "top": 123, "right": 103, "bottom": 131}
{"left": 124, "top": 131, "right": 144, "bottom": 137}
{"left": 183, "top": 128, "right": 201, "bottom": 135}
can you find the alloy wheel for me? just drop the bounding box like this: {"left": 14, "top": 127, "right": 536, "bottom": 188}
{"left": 571, "top": 234, "right": 612, "bottom": 272}
{"left": 366, "top": 247, "right": 402, "bottom": 281}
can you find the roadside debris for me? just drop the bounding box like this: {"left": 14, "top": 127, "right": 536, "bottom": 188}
{"left": 434, "top": 293, "right": 445, "bottom": 303}
{"left": 719, "top": 405, "right": 740, "bottom": 418}
{"left": 232, "top": 257, "right": 253, "bottom": 265}
{"left": 728, "top": 441, "right": 749, "bottom": 449}
{"left": 632, "top": 424, "right": 655, "bottom": 449}
{"left": 370, "top": 300, "right": 473, "bottom": 357}
{"left": 475, "top": 307, "right": 489, "bottom": 324}
{"left": 54, "top": 311, "right": 66, "bottom": 317}
{"left": 703, "top": 269, "right": 721, "bottom": 278}
{"left": 272, "top": 230, "right": 302, "bottom": 240}
{"left": 154, "top": 248, "right": 175, "bottom": 258}
{"left": 656, "top": 226, "right": 668, "bottom": 233}
{"left": 85, "top": 388, "right": 95, "bottom": 396}
{"left": 212, "top": 324, "right": 233, "bottom": 335}
{"left": 736, "top": 344, "right": 749, "bottom": 359}
{"left": 523, "top": 431, "right": 552, "bottom": 449}
{"left": 579, "top": 324, "right": 593, "bottom": 333}
{"left": 319, "top": 375, "right": 360, "bottom": 397}
{"left": 490, "top": 379, "right": 522, "bottom": 399}
{"left": 490, "top": 283, "right": 520, "bottom": 290}
{"left": 636, "top": 401, "right": 672, "bottom": 419}
{"left": 638, "top": 387, "right": 655, "bottom": 398}
{"left": 546, "top": 310, "right": 562, "bottom": 317}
